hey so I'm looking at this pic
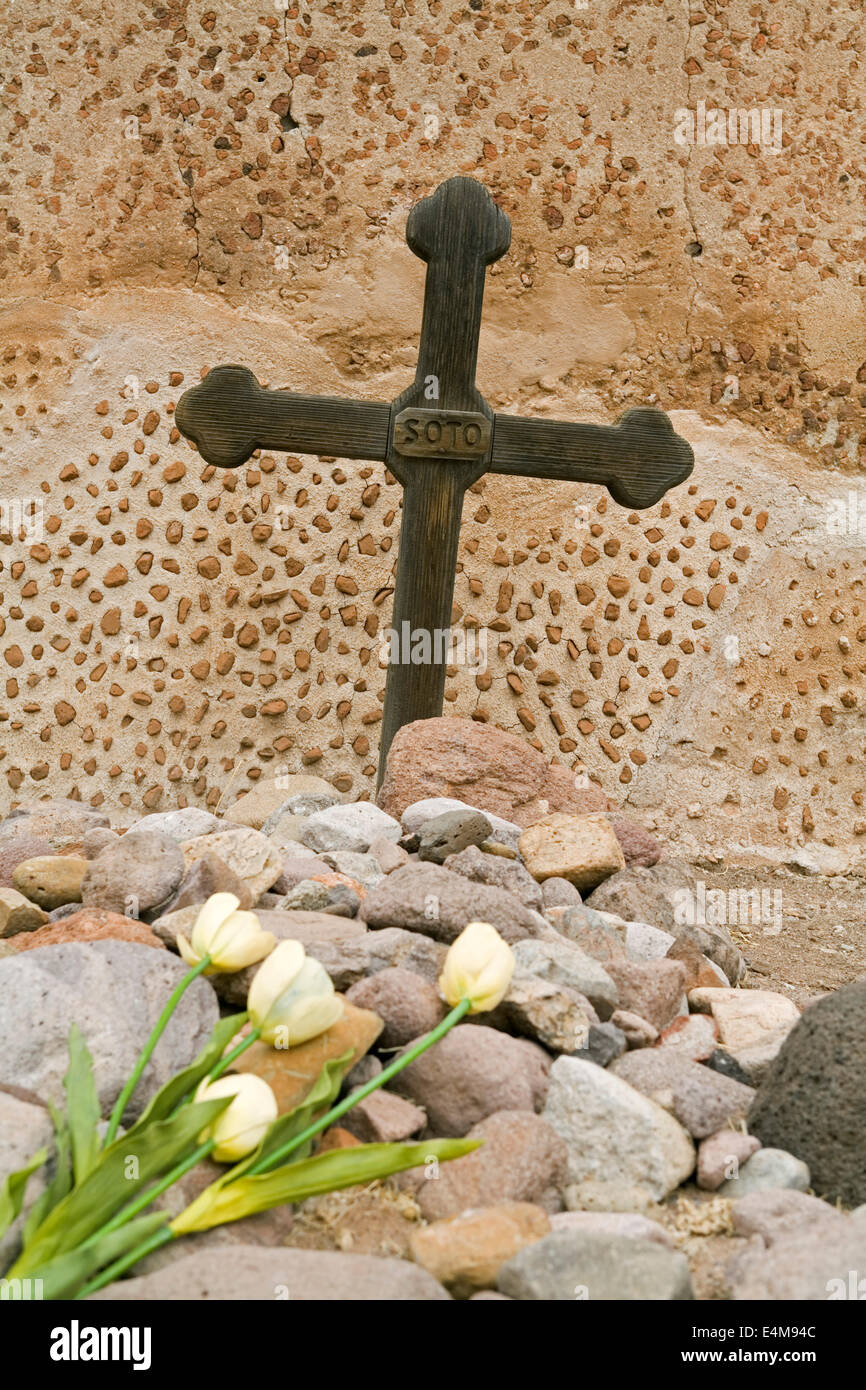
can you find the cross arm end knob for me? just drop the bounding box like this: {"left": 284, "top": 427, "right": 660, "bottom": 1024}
{"left": 175, "top": 364, "right": 267, "bottom": 469}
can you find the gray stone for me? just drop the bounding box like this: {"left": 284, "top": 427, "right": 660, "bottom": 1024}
{"left": 0, "top": 942, "right": 218, "bottom": 1120}
{"left": 540, "top": 876, "right": 582, "bottom": 909}
{"left": 512, "top": 937, "right": 618, "bottom": 1019}
{"left": 673, "top": 922, "right": 746, "bottom": 986}
{"left": 611, "top": 1050, "right": 755, "bottom": 1139}
{"left": 605, "top": 958, "right": 688, "bottom": 1031}
{"left": 299, "top": 803, "right": 401, "bottom": 854}
{"left": 549, "top": 1209, "right": 674, "bottom": 1246}
{"left": 298, "top": 927, "right": 447, "bottom": 994}
{"left": 368, "top": 835, "right": 409, "bottom": 874}
{"left": 390, "top": 1024, "right": 550, "bottom": 1136}
{"left": 341, "top": 1089, "right": 426, "bottom": 1143}
{"left": 133, "top": 808, "right": 224, "bottom": 843}
{"left": 748, "top": 978, "right": 866, "bottom": 1207}
{"left": 345, "top": 967, "right": 447, "bottom": 1049}
{"left": 416, "top": 1109, "right": 568, "bottom": 1221}
{"left": 417, "top": 809, "right": 492, "bottom": 864}
{"left": 282, "top": 792, "right": 340, "bottom": 817}
{"left": 543, "top": 1056, "right": 695, "bottom": 1199}
{"left": 400, "top": 797, "right": 523, "bottom": 852}
{"left": 554, "top": 905, "right": 627, "bottom": 962}
{"left": 360, "top": 861, "right": 546, "bottom": 945}
{"left": 498, "top": 1230, "right": 693, "bottom": 1300}
{"left": 697, "top": 1130, "right": 761, "bottom": 1190}
{"left": 728, "top": 1217, "right": 866, "bottom": 1300}
{"left": 319, "top": 851, "right": 385, "bottom": 891}
{"left": 446, "top": 844, "right": 543, "bottom": 911}
{"left": 705, "top": 1048, "right": 754, "bottom": 1087}
{"left": 93, "top": 1246, "right": 451, "bottom": 1300}
{"left": 490, "top": 974, "right": 594, "bottom": 1054}
{"left": 270, "top": 856, "right": 331, "bottom": 893}
{"left": 716, "top": 1147, "right": 810, "bottom": 1197}
{"left": 0, "top": 1091, "right": 53, "bottom": 1267}
{"left": 624, "top": 920, "right": 676, "bottom": 961}
{"left": 1, "top": 799, "right": 109, "bottom": 851}
{"left": 610, "top": 1009, "right": 658, "bottom": 1049}
{"left": 160, "top": 853, "right": 254, "bottom": 915}
{"left": 575, "top": 1021, "right": 627, "bottom": 1067}
{"left": 585, "top": 866, "right": 678, "bottom": 929}
{"left": 730, "top": 1188, "right": 845, "bottom": 1246}
{"left": 81, "top": 831, "right": 185, "bottom": 919}
{"left": 181, "top": 827, "right": 284, "bottom": 902}
{"left": 81, "top": 827, "right": 120, "bottom": 859}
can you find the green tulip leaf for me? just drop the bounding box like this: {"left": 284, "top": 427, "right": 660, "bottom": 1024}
{"left": 9, "top": 1095, "right": 232, "bottom": 1277}
{"left": 64, "top": 1024, "right": 101, "bottom": 1186}
{"left": 28, "top": 1213, "right": 168, "bottom": 1302}
{"left": 21, "top": 1105, "right": 73, "bottom": 1249}
{"left": 172, "top": 1137, "right": 480, "bottom": 1234}
{"left": 0, "top": 1146, "right": 49, "bottom": 1245}
{"left": 227, "top": 1049, "right": 356, "bottom": 1182}
{"left": 123, "top": 1011, "right": 249, "bottom": 1137}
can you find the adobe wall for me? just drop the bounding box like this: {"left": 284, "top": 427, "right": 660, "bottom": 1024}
{"left": 1, "top": 0, "right": 863, "bottom": 866}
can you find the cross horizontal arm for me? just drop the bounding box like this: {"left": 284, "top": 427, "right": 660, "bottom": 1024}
{"left": 175, "top": 364, "right": 392, "bottom": 469}
{"left": 488, "top": 406, "right": 694, "bottom": 510}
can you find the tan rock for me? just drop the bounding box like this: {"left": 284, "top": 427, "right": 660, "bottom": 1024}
{"left": 410, "top": 1202, "right": 550, "bottom": 1298}
{"left": 232, "top": 998, "right": 383, "bottom": 1114}
{"left": 8, "top": 909, "right": 165, "bottom": 954}
{"left": 688, "top": 987, "right": 800, "bottom": 1080}
{"left": 0, "top": 887, "right": 49, "bottom": 937}
{"left": 518, "top": 813, "right": 625, "bottom": 889}
{"left": 12, "top": 855, "right": 88, "bottom": 910}
{"left": 228, "top": 775, "right": 336, "bottom": 830}
{"left": 182, "top": 827, "right": 283, "bottom": 901}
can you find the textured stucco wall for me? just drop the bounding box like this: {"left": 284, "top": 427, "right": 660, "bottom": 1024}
{"left": 0, "top": 0, "right": 864, "bottom": 864}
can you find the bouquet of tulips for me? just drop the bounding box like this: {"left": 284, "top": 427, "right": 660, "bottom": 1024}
{"left": 0, "top": 894, "right": 515, "bottom": 1299}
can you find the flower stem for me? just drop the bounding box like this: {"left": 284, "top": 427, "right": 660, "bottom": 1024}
{"left": 247, "top": 996, "right": 471, "bottom": 1176}
{"left": 104, "top": 956, "right": 211, "bottom": 1147}
{"left": 84, "top": 1139, "right": 216, "bottom": 1247}
{"left": 207, "top": 1025, "right": 262, "bottom": 1082}
{"left": 75, "top": 1226, "right": 176, "bottom": 1301}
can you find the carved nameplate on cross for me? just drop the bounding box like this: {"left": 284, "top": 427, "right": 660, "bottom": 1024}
{"left": 175, "top": 176, "right": 694, "bottom": 784}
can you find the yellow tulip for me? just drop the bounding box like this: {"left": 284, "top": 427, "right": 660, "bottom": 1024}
{"left": 194, "top": 1073, "right": 278, "bottom": 1162}
{"left": 247, "top": 939, "right": 343, "bottom": 1047}
{"left": 439, "top": 920, "right": 514, "bottom": 1014}
{"left": 177, "top": 892, "right": 275, "bottom": 975}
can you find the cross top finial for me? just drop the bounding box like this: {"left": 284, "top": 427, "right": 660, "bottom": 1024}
{"left": 406, "top": 176, "right": 511, "bottom": 267}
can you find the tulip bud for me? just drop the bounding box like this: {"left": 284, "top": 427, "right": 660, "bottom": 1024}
{"left": 247, "top": 939, "right": 343, "bottom": 1047}
{"left": 194, "top": 1073, "right": 278, "bottom": 1162}
{"left": 177, "top": 892, "right": 276, "bottom": 975}
{"left": 439, "top": 920, "right": 514, "bottom": 1014}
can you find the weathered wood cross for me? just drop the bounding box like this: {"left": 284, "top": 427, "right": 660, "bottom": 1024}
{"left": 176, "top": 176, "right": 694, "bottom": 785}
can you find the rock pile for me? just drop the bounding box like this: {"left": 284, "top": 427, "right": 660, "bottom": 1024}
{"left": 0, "top": 719, "right": 863, "bottom": 1301}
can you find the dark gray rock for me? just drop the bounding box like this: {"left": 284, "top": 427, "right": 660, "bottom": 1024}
{"left": 575, "top": 1022, "right": 627, "bottom": 1067}
{"left": 748, "top": 978, "right": 866, "bottom": 1207}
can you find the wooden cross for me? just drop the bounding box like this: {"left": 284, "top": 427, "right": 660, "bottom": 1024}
{"left": 175, "top": 176, "right": 694, "bottom": 786}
